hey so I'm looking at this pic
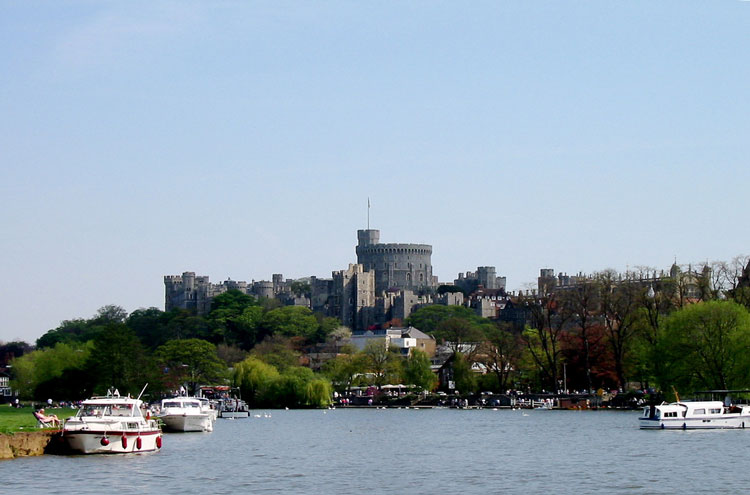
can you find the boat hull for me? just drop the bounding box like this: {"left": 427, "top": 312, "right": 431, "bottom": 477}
{"left": 160, "top": 413, "right": 213, "bottom": 432}
{"left": 219, "top": 411, "right": 249, "bottom": 419}
{"left": 63, "top": 429, "right": 162, "bottom": 454}
{"left": 639, "top": 417, "right": 750, "bottom": 430}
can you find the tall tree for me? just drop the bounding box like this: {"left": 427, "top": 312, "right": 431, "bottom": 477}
{"left": 660, "top": 300, "right": 750, "bottom": 392}
{"left": 403, "top": 349, "right": 437, "bottom": 392}
{"left": 520, "top": 292, "right": 572, "bottom": 391}
{"left": 156, "top": 338, "right": 226, "bottom": 395}
{"left": 480, "top": 323, "right": 523, "bottom": 392}
{"left": 85, "top": 324, "right": 155, "bottom": 396}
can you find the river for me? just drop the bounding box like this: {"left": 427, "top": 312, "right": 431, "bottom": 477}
{"left": 2, "top": 408, "right": 748, "bottom": 494}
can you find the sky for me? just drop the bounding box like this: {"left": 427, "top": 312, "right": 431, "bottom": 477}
{"left": 1, "top": 1, "right": 749, "bottom": 344}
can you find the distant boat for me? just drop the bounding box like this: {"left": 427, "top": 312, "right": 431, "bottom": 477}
{"left": 218, "top": 397, "right": 250, "bottom": 419}
{"left": 639, "top": 400, "right": 750, "bottom": 430}
{"left": 62, "top": 389, "right": 162, "bottom": 454}
{"left": 157, "top": 397, "right": 215, "bottom": 432}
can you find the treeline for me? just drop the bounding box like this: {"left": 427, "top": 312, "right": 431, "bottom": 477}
{"left": 401, "top": 260, "right": 750, "bottom": 399}
{"left": 10, "top": 291, "right": 342, "bottom": 406}
{"left": 8, "top": 258, "right": 750, "bottom": 404}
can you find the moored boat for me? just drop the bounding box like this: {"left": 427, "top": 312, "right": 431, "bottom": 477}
{"left": 62, "top": 389, "right": 162, "bottom": 454}
{"left": 157, "top": 396, "right": 214, "bottom": 432}
{"left": 218, "top": 397, "right": 250, "bottom": 419}
{"left": 639, "top": 400, "right": 750, "bottom": 429}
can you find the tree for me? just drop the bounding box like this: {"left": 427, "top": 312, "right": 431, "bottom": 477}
{"left": 85, "top": 324, "right": 156, "bottom": 396}
{"left": 260, "top": 306, "right": 320, "bottom": 342}
{"left": 565, "top": 280, "right": 601, "bottom": 392}
{"left": 598, "top": 273, "right": 642, "bottom": 389}
{"left": 250, "top": 335, "right": 301, "bottom": 372}
{"left": 362, "top": 340, "right": 401, "bottom": 388}
{"left": 322, "top": 354, "right": 366, "bottom": 394}
{"left": 156, "top": 338, "right": 226, "bottom": 395}
{"left": 126, "top": 307, "right": 171, "bottom": 350}
{"left": 659, "top": 300, "right": 750, "bottom": 393}
{"left": 403, "top": 349, "right": 437, "bottom": 392}
{"left": 520, "top": 292, "right": 572, "bottom": 391}
{"left": 434, "top": 317, "right": 484, "bottom": 359}
{"left": 10, "top": 341, "right": 92, "bottom": 399}
{"left": 405, "top": 305, "right": 477, "bottom": 334}
{"left": 93, "top": 305, "right": 128, "bottom": 324}
{"left": 451, "top": 352, "right": 477, "bottom": 394}
{"left": 233, "top": 357, "right": 281, "bottom": 407}
{"left": 480, "top": 323, "right": 523, "bottom": 392}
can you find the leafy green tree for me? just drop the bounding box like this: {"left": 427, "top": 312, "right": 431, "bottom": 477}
{"left": 156, "top": 338, "right": 226, "bottom": 395}
{"left": 659, "top": 300, "right": 750, "bottom": 393}
{"left": 233, "top": 356, "right": 281, "bottom": 407}
{"left": 85, "top": 324, "right": 156, "bottom": 396}
{"left": 322, "top": 354, "right": 366, "bottom": 394}
{"left": 36, "top": 319, "right": 100, "bottom": 348}
{"left": 126, "top": 307, "right": 172, "bottom": 350}
{"left": 405, "top": 305, "right": 477, "bottom": 334}
{"left": 305, "top": 378, "right": 333, "bottom": 408}
{"left": 403, "top": 349, "right": 437, "bottom": 392}
{"left": 451, "top": 352, "right": 477, "bottom": 394}
{"left": 10, "top": 341, "right": 92, "bottom": 399}
{"left": 260, "top": 306, "right": 320, "bottom": 342}
{"left": 250, "top": 335, "right": 301, "bottom": 372}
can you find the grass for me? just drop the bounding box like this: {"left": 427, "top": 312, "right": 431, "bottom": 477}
{"left": 0, "top": 406, "right": 78, "bottom": 434}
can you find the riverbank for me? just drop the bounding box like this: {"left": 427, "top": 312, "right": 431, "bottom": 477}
{"left": 0, "top": 430, "right": 58, "bottom": 460}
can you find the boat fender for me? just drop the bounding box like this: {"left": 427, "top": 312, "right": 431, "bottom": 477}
{"left": 136, "top": 436, "right": 142, "bottom": 450}
{"left": 660, "top": 423, "right": 665, "bottom": 430}
{"left": 121, "top": 435, "right": 128, "bottom": 449}
{"left": 682, "top": 423, "right": 686, "bottom": 430}
{"left": 100, "top": 437, "right": 110, "bottom": 446}
{"left": 156, "top": 436, "right": 162, "bottom": 448}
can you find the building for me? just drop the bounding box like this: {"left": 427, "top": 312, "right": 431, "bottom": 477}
{"left": 455, "top": 266, "right": 507, "bottom": 293}
{"left": 355, "top": 229, "right": 436, "bottom": 294}
{"left": 331, "top": 264, "right": 376, "bottom": 332}
{"left": 164, "top": 272, "right": 233, "bottom": 315}
{"left": 350, "top": 326, "right": 435, "bottom": 357}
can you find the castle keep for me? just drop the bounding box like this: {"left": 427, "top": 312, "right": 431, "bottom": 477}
{"left": 355, "top": 229, "right": 436, "bottom": 294}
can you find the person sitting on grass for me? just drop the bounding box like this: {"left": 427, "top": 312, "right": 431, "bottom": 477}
{"left": 36, "top": 408, "right": 61, "bottom": 427}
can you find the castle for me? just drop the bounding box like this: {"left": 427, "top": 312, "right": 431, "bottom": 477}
{"left": 164, "top": 229, "right": 496, "bottom": 331}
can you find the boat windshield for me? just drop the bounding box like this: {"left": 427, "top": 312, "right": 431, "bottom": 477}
{"left": 163, "top": 401, "right": 200, "bottom": 408}
{"left": 77, "top": 403, "right": 137, "bottom": 418}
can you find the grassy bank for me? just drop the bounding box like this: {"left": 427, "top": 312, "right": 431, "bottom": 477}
{"left": 0, "top": 406, "right": 77, "bottom": 434}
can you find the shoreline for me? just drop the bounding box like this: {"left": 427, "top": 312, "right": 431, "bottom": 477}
{"left": 0, "top": 430, "right": 61, "bottom": 460}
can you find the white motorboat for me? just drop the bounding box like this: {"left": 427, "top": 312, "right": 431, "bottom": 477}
{"left": 157, "top": 397, "right": 214, "bottom": 432}
{"left": 639, "top": 400, "right": 750, "bottom": 429}
{"left": 218, "top": 397, "right": 250, "bottom": 419}
{"left": 62, "top": 390, "right": 162, "bottom": 454}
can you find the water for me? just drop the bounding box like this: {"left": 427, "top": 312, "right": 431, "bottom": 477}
{"left": 3, "top": 408, "right": 749, "bottom": 494}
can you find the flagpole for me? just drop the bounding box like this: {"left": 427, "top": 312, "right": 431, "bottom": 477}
{"left": 367, "top": 197, "right": 370, "bottom": 229}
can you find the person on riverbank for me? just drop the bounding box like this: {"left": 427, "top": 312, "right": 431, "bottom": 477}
{"left": 36, "top": 409, "right": 60, "bottom": 427}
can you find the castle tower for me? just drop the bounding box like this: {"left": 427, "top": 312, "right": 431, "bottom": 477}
{"left": 355, "top": 229, "right": 434, "bottom": 294}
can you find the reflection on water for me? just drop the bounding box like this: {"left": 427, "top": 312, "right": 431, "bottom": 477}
{"left": 2, "top": 409, "right": 750, "bottom": 494}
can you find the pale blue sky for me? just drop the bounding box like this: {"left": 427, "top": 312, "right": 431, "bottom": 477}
{"left": 1, "top": 1, "right": 749, "bottom": 343}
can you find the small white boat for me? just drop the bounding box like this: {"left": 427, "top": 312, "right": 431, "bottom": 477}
{"left": 639, "top": 400, "right": 750, "bottom": 429}
{"left": 157, "top": 397, "right": 215, "bottom": 432}
{"left": 62, "top": 390, "right": 162, "bottom": 454}
{"left": 218, "top": 398, "right": 250, "bottom": 419}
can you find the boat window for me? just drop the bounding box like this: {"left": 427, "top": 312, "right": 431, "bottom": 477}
{"left": 111, "top": 404, "right": 133, "bottom": 417}
{"left": 163, "top": 401, "right": 182, "bottom": 408}
{"left": 709, "top": 408, "right": 721, "bottom": 414}
{"left": 664, "top": 411, "right": 678, "bottom": 418}
{"left": 79, "top": 405, "right": 109, "bottom": 417}
{"left": 694, "top": 408, "right": 705, "bottom": 415}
